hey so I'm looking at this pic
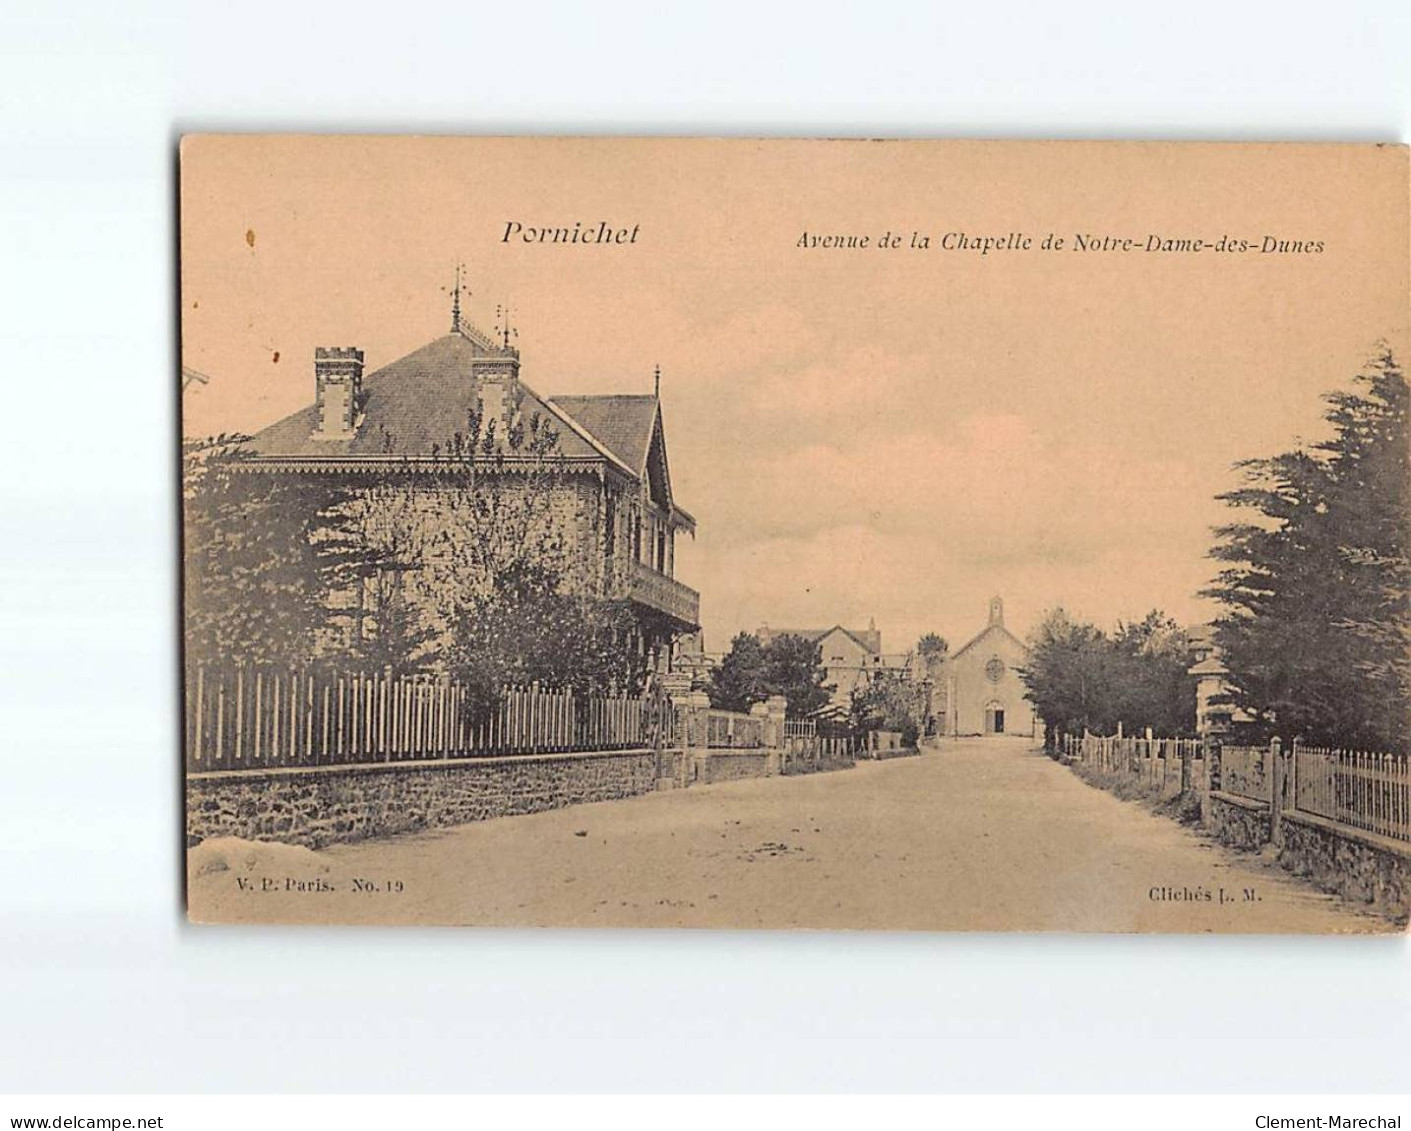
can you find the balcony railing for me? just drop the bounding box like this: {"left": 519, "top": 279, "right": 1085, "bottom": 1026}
{"left": 626, "top": 558, "right": 700, "bottom": 627}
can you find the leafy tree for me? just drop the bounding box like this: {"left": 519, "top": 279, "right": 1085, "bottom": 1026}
{"left": 708, "top": 631, "right": 834, "bottom": 718}
{"left": 1109, "top": 613, "right": 1197, "bottom": 737}
{"left": 445, "top": 562, "right": 644, "bottom": 719}
{"left": 183, "top": 437, "right": 346, "bottom": 668}
{"left": 917, "top": 632, "right": 949, "bottom": 679}
{"left": 709, "top": 632, "right": 767, "bottom": 713}
{"left": 850, "top": 667, "right": 923, "bottom": 745}
{"left": 185, "top": 388, "right": 645, "bottom": 709}
{"left": 309, "top": 480, "right": 438, "bottom": 675}
{"left": 1018, "top": 608, "right": 1113, "bottom": 746}
{"left": 1204, "top": 349, "right": 1409, "bottom": 751}
{"left": 324, "top": 398, "right": 577, "bottom": 669}
{"left": 760, "top": 633, "right": 834, "bottom": 719}
{"left": 317, "top": 397, "right": 640, "bottom": 706}
{"left": 1018, "top": 607, "right": 1195, "bottom": 747}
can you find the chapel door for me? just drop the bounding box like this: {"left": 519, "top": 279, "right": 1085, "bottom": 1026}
{"left": 984, "top": 702, "right": 1005, "bottom": 734}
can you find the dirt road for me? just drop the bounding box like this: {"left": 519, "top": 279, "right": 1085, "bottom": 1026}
{"left": 189, "top": 737, "right": 1388, "bottom": 932}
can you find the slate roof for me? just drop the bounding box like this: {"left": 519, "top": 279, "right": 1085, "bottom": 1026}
{"left": 547, "top": 395, "right": 659, "bottom": 475}
{"left": 242, "top": 332, "right": 631, "bottom": 475}
{"left": 759, "top": 625, "right": 882, "bottom": 655}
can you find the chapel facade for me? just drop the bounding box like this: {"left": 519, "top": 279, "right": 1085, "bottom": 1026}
{"left": 944, "top": 597, "right": 1036, "bottom": 738}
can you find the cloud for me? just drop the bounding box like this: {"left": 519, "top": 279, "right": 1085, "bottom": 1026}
{"left": 680, "top": 406, "right": 1218, "bottom": 649}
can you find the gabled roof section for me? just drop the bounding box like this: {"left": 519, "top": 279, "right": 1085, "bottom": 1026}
{"left": 643, "top": 409, "right": 673, "bottom": 511}
{"left": 548, "top": 394, "right": 659, "bottom": 476}
{"left": 1189, "top": 655, "right": 1229, "bottom": 676}
{"left": 761, "top": 624, "right": 882, "bottom": 655}
{"left": 953, "top": 621, "right": 1029, "bottom": 660}
{"left": 821, "top": 624, "right": 882, "bottom": 655}
{"left": 242, "top": 333, "right": 606, "bottom": 463}
{"left": 551, "top": 393, "right": 696, "bottom": 530}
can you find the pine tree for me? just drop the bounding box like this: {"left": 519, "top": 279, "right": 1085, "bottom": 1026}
{"left": 1204, "top": 348, "right": 1408, "bottom": 751}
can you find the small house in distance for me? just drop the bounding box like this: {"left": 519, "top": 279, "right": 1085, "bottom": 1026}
{"left": 1185, "top": 624, "right": 1253, "bottom": 739}
{"left": 757, "top": 620, "right": 913, "bottom": 714}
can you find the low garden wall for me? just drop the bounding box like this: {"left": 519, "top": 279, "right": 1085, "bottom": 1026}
{"left": 188, "top": 748, "right": 664, "bottom": 849}
{"left": 858, "top": 745, "right": 921, "bottom": 763}
{"left": 1065, "top": 735, "right": 1410, "bottom": 923}
{"left": 691, "top": 748, "right": 775, "bottom": 784}
{"left": 187, "top": 740, "right": 849, "bottom": 850}
{"left": 1203, "top": 791, "right": 1271, "bottom": 851}
{"left": 1277, "top": 812, "right": 1410, "bottom": 922}
{"left": 781, "top": 752, "right": 857, "bottom": 776}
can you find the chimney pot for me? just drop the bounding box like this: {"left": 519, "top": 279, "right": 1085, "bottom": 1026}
{"left": 312, "top": 346, "right": 365, "bottom": 440}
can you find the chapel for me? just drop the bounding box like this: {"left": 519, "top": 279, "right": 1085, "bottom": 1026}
{"left": 944, "top": 597, "right": 1036, "bottom": 738}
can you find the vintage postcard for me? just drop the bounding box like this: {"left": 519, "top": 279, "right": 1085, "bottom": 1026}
{"left": 180, "top": 137, "right": 1409, "bottom": 931}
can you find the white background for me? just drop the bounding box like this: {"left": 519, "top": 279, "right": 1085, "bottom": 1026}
{"left": 1, "top": 0, "right": 1408, "bottom": 1095}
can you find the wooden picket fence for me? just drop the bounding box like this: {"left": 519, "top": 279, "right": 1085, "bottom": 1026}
{"left": 185, "top": 664, "right": 648, "bottom": 772}
{"left": 1062, "top": 733, "right": 1204, "bottom": 799}
{"left": 1293, "top": 744, "right": 1410, "bottom": 844}
{"left": 1063, "top": 732, "right": 1410, "bottom": 844}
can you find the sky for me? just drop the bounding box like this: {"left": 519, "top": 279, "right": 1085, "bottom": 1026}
{"left": 180, "top": 137, "right": 1409, "bottom": 656}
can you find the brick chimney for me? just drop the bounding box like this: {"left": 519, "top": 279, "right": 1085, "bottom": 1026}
{"left": 312, "top": 347, "right": 364, "bottom": 440}
{"left": 471, "top": 351, "right": 521, "bottom": 437}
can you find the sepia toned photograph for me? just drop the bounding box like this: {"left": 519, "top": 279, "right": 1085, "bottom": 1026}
{"left": 179, "top": 136, "right": 1409, "bottom": 933}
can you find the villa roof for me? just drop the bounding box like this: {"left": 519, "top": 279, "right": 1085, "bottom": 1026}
{"left": 239, "top": 331, "right": 679, "bottom": 494}
{"left": 244, "top": 332, "right": 618, "bottom": 461}
{"left": 760, "top": 624, "right": 882, "bottom": 655}
{"left": 547, "top": 394, "right": 659, "bottom": 475}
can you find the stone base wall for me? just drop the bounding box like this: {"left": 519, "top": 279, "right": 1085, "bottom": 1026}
{"left": 692, "top": 749, "right": 773, "bottom": 784}
{"left": 1203, "top": 791, "right": 1271, "bottom": 851}
{"left": 188, "top": 749, "right": 663, "bottom": 849}
{"left": 857, "top": 746, "right": 921, "bottom": 763}
{"left": 1277, "top": 812, "right": 1410, "bottom": 924}
{"left": 1068, "top": 756, "right": 1409, "bottom": 923}
{"left": 189, "top": 734, "right": 869, "bottom": 851}
{"left": 782, "top": 754, "right": 857, "bottom": 776}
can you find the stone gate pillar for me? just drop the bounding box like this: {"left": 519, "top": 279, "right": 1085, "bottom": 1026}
{"left": 1269, "top": 737, "right": 1284, "bottom": 846}
{"left": 756, "top": 694, "right": 788, "bottom": 775}
{"left": 678, "top": 691, "right": 712, "bottom": 787}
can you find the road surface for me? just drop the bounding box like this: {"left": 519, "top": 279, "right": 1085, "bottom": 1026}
{"left": 189, "top": 736, "right": 1389, "bottom": 932}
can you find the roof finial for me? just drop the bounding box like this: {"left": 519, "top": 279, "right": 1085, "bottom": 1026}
{"left": 450, "top": 262, "right": 463, "bottom": 333}
{"left": 503, "top": 302, "right": 512, "bottom": 350}
{"left": 653, "top": 363, "right": 661, "bottom": 397}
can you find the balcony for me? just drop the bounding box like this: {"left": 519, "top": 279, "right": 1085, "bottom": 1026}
{"left": 627, "top": 558, "right": 700, "bottom": 629}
